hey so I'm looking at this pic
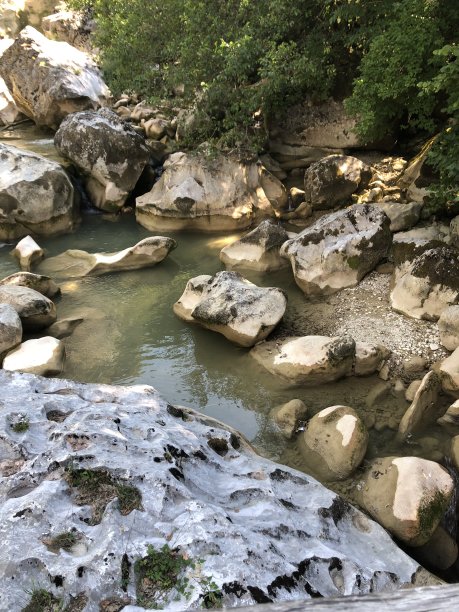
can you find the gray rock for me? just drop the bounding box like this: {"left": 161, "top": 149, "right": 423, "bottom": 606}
{"left": 280, "top": 204, "right": 392, "bottom": 296}
{"left": 438, "top": 348, "right": 459, "bottom": 397}
{"left": 398, "top": 372, "right": 443, "bottom": 439}
{"left": 0, "top": 75, "right": 20, "bottom": 125}
{"left": 0, "top": 303, "right": 22, "bottom": 357}
{"left": 374, "top": 201, "right": 422, "bottom": 232}
{"left": 173, "top": 271, "right": 287, "bottom": 347}
{"left": 271, "top": 399, "right": 308, "bottom": 439}
{"left": 438, "top": 400, "right": 459, "bottom": 427}
{"left": 0, "top": 26, "right": 109, "bottom": 130}
{"left": 0, "top": 370, "right": 434, "bottom": 610}
{"left": 220, "top": 220, "right": 289, "bottom": 272}
{"left": 391, "top": 247, "right": 459, "bottom": 320}
{"left": 0, "top": 143, "right": 76, "bottom": 240}
{"left": 0, "top": 271, "right": 60, "bottom": 298}
{"left": 304, "top": 155, "right": 372, "bottom": 210}
{"left": 392, "top": 223, "right": 450, "bottom": 266}
{"left": 0, "top": 285, "right": 56, "bottom": 329}
{"left": 46, "top": 317, "right": 83, "bottom": 339}
{"left": 55, "top": 109, "right": 150, "bottom": 212}
{"left": 41, "top": 8, "right": 95, "bottom": 53}
{"left": 355, "top": 342, "right": 391, "bottom": 376}
{"left": 438, "top": 305, "right": 459, "bottom": 351}
{"left": 3, "top": 336, "right": 64, "bottom": 375}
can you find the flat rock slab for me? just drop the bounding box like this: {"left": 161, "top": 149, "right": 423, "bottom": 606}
{"left": 0, "top": 370, "right": 433, "bottom": 610}
{"left": 39, "top": 237, "right": 176, "bottom": 277}
{"left": 174, "top": 271, "right": 287, "bottom": 347}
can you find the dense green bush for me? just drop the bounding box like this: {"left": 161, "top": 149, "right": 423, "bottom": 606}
{"left": 70, "top": 0, "right": 458, "bottom": 208}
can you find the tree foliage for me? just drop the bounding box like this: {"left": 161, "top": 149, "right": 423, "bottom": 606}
{"left": 69, "top": 0, "right": 458, "bottom": 207}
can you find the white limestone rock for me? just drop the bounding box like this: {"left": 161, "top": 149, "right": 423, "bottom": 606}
{"left": 0, "top": 285, "right": 56, "bottom": 329}
{"left": 374, "top": 201, "right": 422, "bottom": 232}
{"left": 0, "top": 370, "right": 435, "bottom": 610}
{"left": 398, "top": 371, "right": 443, "bottom": 439}
{"left": 11, "top": 235, "right": 44, "bottom": 271}
{"left": 40, "top": 237, "right": 176, "bottom": 277}
{"left": 303, "top": 155, "right": 372, "bottom": 210}
{"left": 0, "top": 76, "right": 20, "bottom": 125}
{"left": 136, "top": 152, "right": 279, "bottom": 233}
{"left": 360, "top": 456, "right": 454, "bottom": 546}
{"left": 391, "top": 247, "right": 459, "bottom": 321}
{"left": 300, "top": 406, "right": 368, "bottom": 481}
{"left": 0, "top": 303, "right": 22, "bottom": 357}
{"left": 0, "top": 26, "right": 109, "bottom": 129}
{"left": 54, "top": 109, "right": 150, "bottom": 212}
{"left": 0, "top": 143, "right": 76, "bottom": 240}
{"left": 355, "top": 342, "right": 391, "bottom": 376}
{"left": 280, "top": 204, "right": 391, "bottom": 297}
{"left": 3, "top": 336, "right": 64, "bottom": 375}
{"left": 0, "top": 271, "right": 60, "bottom": 298}
{"left": 438, "top": 305, "right": 459, "bottom": 351}
{"left": 173, "top": 271, "right": 287, "bottom": 347}
{"left": 220, "top": 220, "right": 289, "bottom": 272}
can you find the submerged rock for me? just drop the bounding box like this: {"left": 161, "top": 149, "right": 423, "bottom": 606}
{"left": 0, "top": 285, "right": 56, "bottom": 329}
{"left": 303, "top": 154, "right": 372, "bottom": 210}
{"left": 0, "top": 271, "right": 60, "bottom": 298}
{"left": 173, "top": 271, "right": 287, "bottom": 347}
{"left": 136, "top": 152, "right": 280, "bottom": 232}
{"left": 46, "top": 317, "right": 83, "bottom": 339}
{"left": 271, "top": 399, "right": 308, "bottom": 439}
{"left": 11, "top": 235, "right": 43, "bottom": 271}
{"left": 280, "top": 204, "right": 391, "bottom": 296}
{"left": 300, "top": 406, "right": 368, "bottom": 481}
{"left": 3, "top": 336, "right": 64, "bottom": 375}
{"left": 39, "top": 237, "right": 176, "bottom": 277}
{"left": 360, "top": 456, "right": 453, "bottom": 546}
{"left": 0, "top": 143, "right": 76, "bottom": 240}
{"left": 0, "top": 26, "right": 109, "bottom": 129}
{"left": 220, "top": 220, "right": 290, "bottom": 272}
{"left": 391, "top": 247, "right": 459, "bottom": 320}
{"left": 0, "top": 370, "right": 435, "bottom": 609}
{"left": 55, "top": 109, "right": 150, "bottom": 212}
{"left": 0, "top": 303, "right": 22, "bottom": 357}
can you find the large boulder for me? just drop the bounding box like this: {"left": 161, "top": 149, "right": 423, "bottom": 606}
{"left": 0, "top": 271, "right": 60, "bottom": 298}
{"left": 374, "top": 201, "right": 422, "bottom": 232}
{"left": 280, "top": 204, "right": 391, "bottom": 296}
{"left": 300, "top": 406, "right": 368, "bottom": 481}
{"left": 390, "top": 247, "right": 459, "bottom": 320}
{"left": 303, "top": 155, "right": 372, "bottom": 210}
{"left": 0, "top": 285, "right": 56, "bottom": 329}
{"left": 3, "top": 336, "right": 64, "bottom": 375}
{"left": 54, "top": 109, "right": 150, "bottom": 212}
{"left": 392, "top": 223, "right": 450, "bottom": 266}
{"left": 220, "top": 220, "right": 290, "bottom": 272}
{"left": 360, "top": 456, "right": 454, "bottom": 546}
{"left": 0, "top": 370, "right": 434, "bottom": 610}
{"left": 250, "top": 335, "right": 356, "bottom": 385}
{"left": 136, "top": 152, "right": 281, "bottom": 232}
{"left": 173, "top": 271, "right": 287, "bottom": 347}
{"left": 0, "top": 143, "right": 76, "bottom": 239}
{"left": 41, "top": 9, "right": 95, "bottom": 53}
{"left": 0, "top": 26, "right": 109, "bottom": 130}
{"left": 39, "top": 237, "right": 177, "bottom": 277}
{"left": 0, "top": 303, "right": 22, "bottom": 357}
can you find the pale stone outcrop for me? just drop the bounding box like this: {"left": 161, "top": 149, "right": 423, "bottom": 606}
{"left": 0, "top": 26, "right": 109, "bottom": 129}
{"left": 438, "top": 348, "right": 459, "bottom": 397}
{"left": 0, "top": 76, "right": 20, "bottom": 125}
{"left": 392, "top": 223, "right": 450, "bottom": 266}
{"left": 391, "top": 247, "right": 459, "bottom": 321}
{"left": 355, "top": 342, "right": 391, "bottom": 376}
{"left": 11, "top": 235, "right": 43, "bottom": 270}
{"left": 0, "top": 271, "right": 60, "bottom": 298}
{"left": 39, "top": 237, "right": 176, "bottom": 278}
{"left": 0, "top": 285, "right": 56, "bottom": 329}
{"left": 0, "top": 370, "right": 432, "bottom": 610}
{"left": 3, "top": 336, "right": 64, "bottom": 375}
{"left": 303, "top": 155, "right": 372, "bottom": 210}
{"left": 438, "top": 305, "right": 459, "bottom": 351}
{"left": 173, "top": 271, "right": 287, "bottom": 347}
{"left": 300, "top": 406, "right": 368, "bottom": 481}
{"left": 220, "top": 220, "right": 289, "bottom": 272}
{"left": 0, "top": 143, "right": 75, "bottom": 240}
{"left": 374, "top": 201, "right": 422, "bottom": 232}
{"left": 54, "top": 109, "right": 150, "bottom": 212}
{"left": 41, "top": 9, "right": 95, "bottom": 53}
{"left": 398, "top": 372, "right": 443, "bottom": 439}
{"left": 0, "top": 303, "right": 22, "bottom": 357}
{"left": 360, "top": 456, "right": 453, "bottom": 546}
{"left": 136, "top": 153, "right": 281, "bottom": 232}
{"left": 280, "top": 204, "right": 391, "bottom": 297}
{"left": 271, "top": 399, "right": 308, "bottom": 439}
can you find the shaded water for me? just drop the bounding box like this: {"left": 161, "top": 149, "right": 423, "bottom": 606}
{"left": 0, "top": 126, "right": 455, "bottom": 494}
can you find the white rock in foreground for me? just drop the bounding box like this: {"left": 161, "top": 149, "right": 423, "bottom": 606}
{"left": 0, "top": 143, "right": 75, "bottom": 239}
{"left": 3, "top": 336, "right": 64, "bottom": 375}
{"left": 39, "top": 237, "right": 177, "bottom": 277}
{"left": 11, "top": 235, "right": 44, "bottom": 270}
{"left": 360, "top": 456, "right": 453, "bottom": 546}
{"left": 280, "top": 204, "right": 391, "bottom": 297}
{"left": 0, "top": 370, "right": 434, "bottom": 610}
{"left": 0, "top": 26, "right": 109, "bottom": 129}
{"left": 173, "top": 271, "right": 287, "bottom": 347}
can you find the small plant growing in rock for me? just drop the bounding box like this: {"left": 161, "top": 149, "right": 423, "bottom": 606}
{"left": 45, "top": 531, "right": 78, "bottom": 554}
{"left": 11, "top": 417, "right": 29, "bottom": 433}
{"left": 22, "top": 588, "right": 62, "bottom": 612}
